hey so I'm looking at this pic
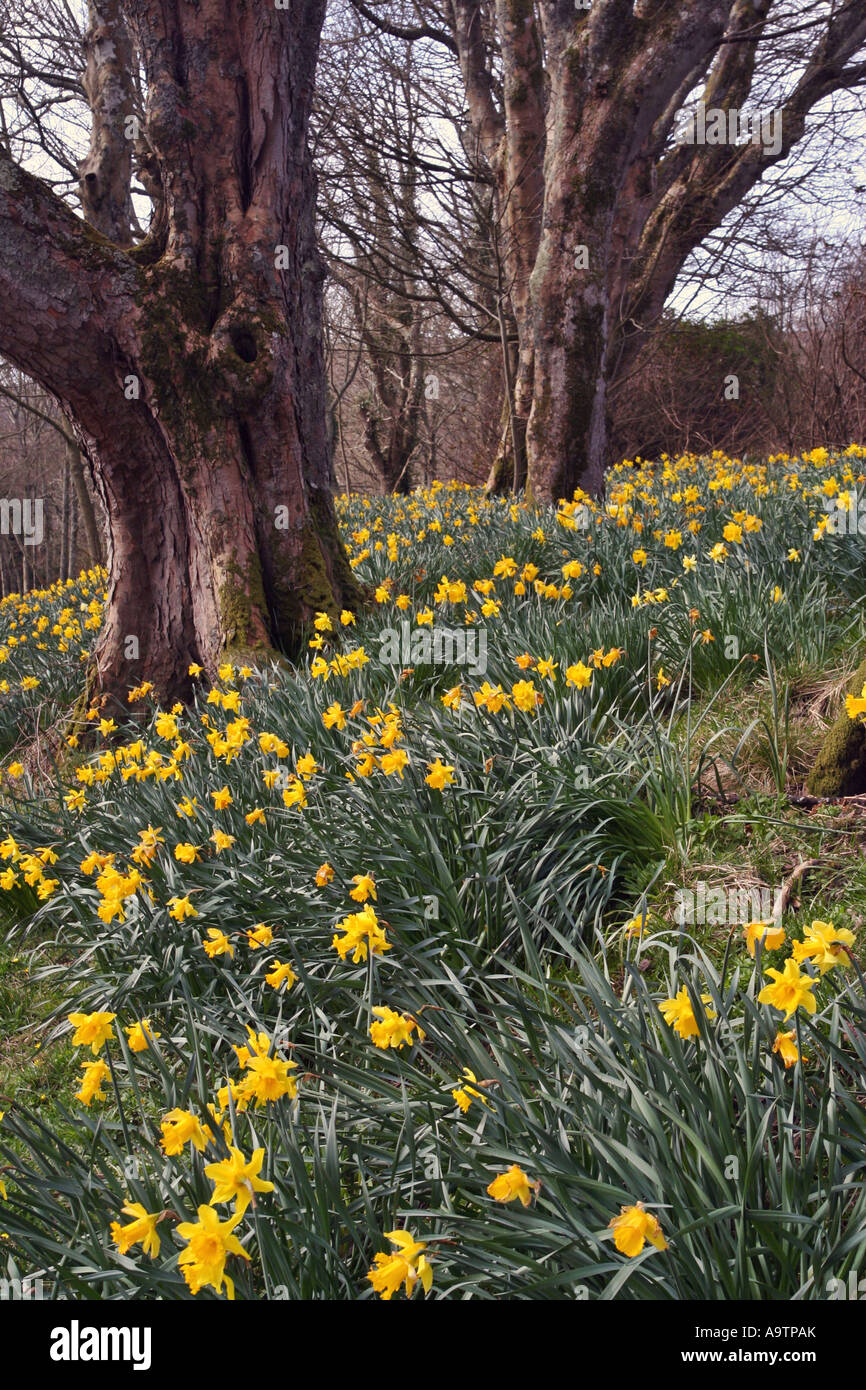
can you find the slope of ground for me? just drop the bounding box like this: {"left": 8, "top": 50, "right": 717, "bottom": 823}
{"left": 1, "top": 448, "right": 865, "bottom": 1300}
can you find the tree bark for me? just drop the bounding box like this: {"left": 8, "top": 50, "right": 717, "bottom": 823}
{"left": 525, "top": 1, "right": 730, "bottom": 499}
{"left": 0, "top": 0, "right": 358, "bottom": 705}
{"left": 60, "top": 448, "right": 70, "bottom": 581}
{"left": 69, "top": 484, "right": 78, "bottom": 580}
{"left": 353, "top": 280, "right": 424, "bottom": 495}
{"left": 484, "top": 322, "right": 526, "bottom": 494}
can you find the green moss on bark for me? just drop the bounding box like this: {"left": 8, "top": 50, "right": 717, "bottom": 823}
{"left": 267, "top": 491, "right": 364, "bottom": 652}
{"left": 311, "top": 490, "right": 363, "bottom": 609}
{"left": 126, "top": 236, "right": 164, "bottom": 268}
{"left": 135, "top": 265, "right": 215, "bottom": 449}
{"left": 219, "top": 552, "right": 269, "bottom": 651}
{"left": 806, "top": 657, "right": 866, "bottom": 797}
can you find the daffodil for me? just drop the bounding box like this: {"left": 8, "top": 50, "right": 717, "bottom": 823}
{"left": 75, "top": 1058, "right": 110, "bottom": 1106}
{"left": 658, "top": 987, "right": 716, "bottom": 1039}
{"left": 744, "top": 920, "right": 785, "bottom": 957}
{"left": 380, "top": 748, "right": 409, "bottom": 777}
{"left": 68, "top": 1010, "right": 116, "bottom": 1054}
{"left": 487, "top": 1164, "right": 536, "bottom": 1207}
{"left": 791, "top": 920, "right": 855, "bottom": 974}
{"left": 203, "top": 928, "right": 234, "bottom": 959}
{"left": 512, "top": 680, "right": 540, "bottom": 712}
{"left": 265, "top": 959, "right": 297, "bottom": 991}
{"left": 369, "top": 1006, "right": 423, "bottom": 1050}
{"left": 124, "top": 1019, "right": 161, "bottom": 1053}
{"left": 168, "top": 894, "right": 198, "bottom": 920}
{"left": 366, "top": 1229, "right": 433, "bottom": 1300}
{"left": 608, "top": 1204, "right": 668, "bottom": 1257}
{"left": 110, "top": 1203, "right": 163, "bottom": 1258}
{"left": 349, "top": 872, "right": 376, "bottom": 903}
{"left": 159, "top": 1108, "right": 213, "bottom": 1156}
{"left": 772, "top": 1030, "right": 804, "bottom": 1069}
{"left": 238, "top": 1053, "right": 298, "bottom": 1106}
{"left": 758, "top": 958, "right": 817, "bottom": 1018}
{"left": 565, "top": 661, "right": 592, "bottom": 690}
{"left": 451, "top": 1067, "right": 489, "bottom": 1112}
{"left": 332, "top": 904, "right": 391, "bottom": 963}
{"left": 176, "top": 1205, "right": 250, "bottom": 1298}
{"left": 323, "top": 702, "right": 347, "bottom": 730}
{"left": 204, "top": 1147, "right": 274, "bottom": 1217}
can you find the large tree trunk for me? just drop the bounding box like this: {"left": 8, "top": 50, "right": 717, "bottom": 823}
{"left": 525, "top": 3, "right": 728, "bottom": 500}
{"left": 0, "top": 0, "right": 358, "bottom": 705}
{"left": 526, "top": 0, "right": 866, "bottom": 500}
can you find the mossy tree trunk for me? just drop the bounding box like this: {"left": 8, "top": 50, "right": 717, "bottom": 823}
{"left": 0, "top": 0, "right": 358, "bottom": 705}
{"left": 806, "top": 658, "right": 866, "bottom": 797}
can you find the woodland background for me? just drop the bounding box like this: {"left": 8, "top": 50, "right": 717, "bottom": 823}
{"left": 0, "top": 0, "right": 865, "bottom": 592}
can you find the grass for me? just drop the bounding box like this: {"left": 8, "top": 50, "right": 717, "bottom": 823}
{"left": 0, "top": 935, "right": 77, "bottom": 1113}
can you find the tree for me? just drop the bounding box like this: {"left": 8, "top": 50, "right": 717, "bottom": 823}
{"left": 351, "top": 0, "right": 866, "bottom": 500}
{"left": 0, "top": 368, "right": 103, "bottom": 579}
{"left": 611, "top": 310, "right": 784, "bottom": 461}
{"left": 323, "top": 45, "right": 428, "bottom": 495}
{"left": 315, "top": 3, "right": 508, "bottom": 492}
{"left": 0, "top": 0, "right": 358, "bottom": 705}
